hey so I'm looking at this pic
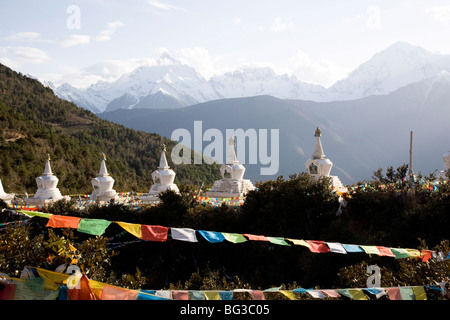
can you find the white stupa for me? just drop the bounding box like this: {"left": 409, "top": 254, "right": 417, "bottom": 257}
{"left": 305, "top": 128, "right": 345, "bottom": 191}
{"left": 436, "top": 150, "right": 450, "bottom": 181}
{"left": 206, "top": 136, "right": 256, "bottom": 198}
{"left": 91, "top": 153, "right": 118, "bottom": 202}
{"left": 26, "top": 154, "right": 69, "bottom": 205}
{"left": 0, "top": 177, "right": 14, "bottom": 204}
{"left": 149, "top": 144, "right": 180, "bottom": 196}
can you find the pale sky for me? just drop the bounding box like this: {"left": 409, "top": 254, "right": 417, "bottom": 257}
{"left": 1, "top": 0, "right": 450, "bottom": 88}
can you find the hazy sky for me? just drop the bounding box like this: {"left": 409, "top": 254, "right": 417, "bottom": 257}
{"left": 1, "top": 0, "right": 450, "bottom": 88}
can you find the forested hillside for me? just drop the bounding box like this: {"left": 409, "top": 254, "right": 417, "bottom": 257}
{"left": 0, "top": 64, "right": 220, "bottom": 194}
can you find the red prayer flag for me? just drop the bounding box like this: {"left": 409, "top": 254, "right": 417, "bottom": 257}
{"left": 376, "top": 246, "right": 396, "bottom": 257}
{"left": 46, "top": 215, "right": 81, "bottom": 229}
{"left": 386, "top": 287, "right": 402, "bottom": 300}
{"left": 305, "top": 240, "right": 330, "bottom": 253}
{"left": 172, "top": 291, "right": 189, "bottom": 300}
{"left": 68, "top": 274, "right": 97, "bottom": 300}
{"left": 243, "top": 234, "right": 270, "bottom": 241}
{"left": 141, "top": 225, "right": 169, "bottom": 242}
{"left": 421, "top": 250, "right": 433, "bottom": 262}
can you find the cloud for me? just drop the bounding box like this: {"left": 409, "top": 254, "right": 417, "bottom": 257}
{"left": 289, "top": 49, "right": 350, "bottom": 87}
{"left": 58, "top": 34, "right": 91, "bottom": 47}
{"left": 270, "top": 17, "right": 294, "bottom": 32}
{"left": 259, "top": 17, "right": 294, "bottom": 33}
{"left": 0, "top": 46, "right": 50, "bottom": 68}
{"left": 3, "top": 32, "right": 43, "bottom": 43}
{"left": 178, "top": 47, "right": 222, "bottom": 79}
{"left": 95, "top": 20, "right": 125, "bottom": 42}
{"left": 426, "top": 5, "right": 450, "bottom": 25}
{"left": 147, "top": 0, "right": 184, "bottom": 11}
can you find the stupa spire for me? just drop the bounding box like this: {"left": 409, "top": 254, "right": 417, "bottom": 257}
{"left": 158, "top": 144, "right": 170, "bottom": 169}
{"left": 312, "top": 127, "right": 326, "bottom": 160}
{"left": 227, "top": 136, "right": 238, "bottom": 165}
{"left": 98, "top": 153, "right": 109, "bottom": 177}
{"left": 43, "top": 154, "right": 53, "bottom": 176}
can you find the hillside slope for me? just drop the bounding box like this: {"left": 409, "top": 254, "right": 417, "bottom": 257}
{"left": 0, "top": 63, "right": 220, "bottom": 194}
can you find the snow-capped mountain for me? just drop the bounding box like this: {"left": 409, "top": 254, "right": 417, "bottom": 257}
{"left": 326, "top": 41, "right": 450, "bottom": 101}
{"left": 209, "top": 67, "right": 327, "bottom": 101}
{"left": 51, "top": 41, "right": 450, "bottom": 114}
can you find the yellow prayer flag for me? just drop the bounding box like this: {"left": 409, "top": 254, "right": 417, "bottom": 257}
{"left": 405, "top": 249, "right": 422, "bottom": 258}
{"left": 279, "top": 290, "right": 298, "bottom": 300}
{"left": 116, "top": 221, "right": 142, "bottom": 239}
{"left": 412, "top": 286, "right": 427, "bottom": 300}
{"left": 286, "top": 238, "right": 310, "bottom": 248}
{"left": 204, "top": 292, "right": 220, "bottom": 300}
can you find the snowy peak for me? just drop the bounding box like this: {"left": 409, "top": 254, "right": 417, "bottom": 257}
{"left": 327, "top": 41, "right": 450, "bottom": 100}
{"left": 51, "top": 41, "right": 450, "bottom": 113}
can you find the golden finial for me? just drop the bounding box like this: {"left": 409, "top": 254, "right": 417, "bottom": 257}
{"left": 314, "top": 127, "right": 322, "bottom": 137}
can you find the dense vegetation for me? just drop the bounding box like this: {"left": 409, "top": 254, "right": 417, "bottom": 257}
{"left": 0, "top": 63, "right": 220, "bottom": 194}
{"left": 1, "top": 171, "right": 448, "bottom": 299}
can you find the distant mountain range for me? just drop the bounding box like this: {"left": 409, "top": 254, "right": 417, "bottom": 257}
{"left": 48, "top": 41, "right": 450, "bottom": 114}
{"left": 99, "top": 71, "right": 450, "bottom": 185}
{"left": 40, "top": 41, "right": 450, "bottom": 185}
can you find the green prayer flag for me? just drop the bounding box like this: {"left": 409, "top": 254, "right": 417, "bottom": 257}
{"left": 390, "top": 248, "right": 410, "bottom": 259}
{"left": 360, "top": 245, "right": 380, "bottom": 255}
{"left": 399, "top": 287, "right": 414, "bottom": 300}
{"left": 19, "top": 210, "right": 52, "bottom": 219}
{"left": 222, "top": 233, "right": 247, "bottom": 243}
{"left": 266, "top": 237, "right": 291, "bottom": 246}
{"left": 77, "top": 218, "right": 111, "bottom": 236}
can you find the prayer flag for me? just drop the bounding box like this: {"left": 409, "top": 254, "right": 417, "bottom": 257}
{"left": 321, "top": 290, "right": 341, "bottom": 298}
{"left": 266, "top": 237, "right": 291, "bottom": 246}
{"left": 279, "top": 290, "right": 297, "bottom": 300}
{"left": 204, "top": 292, "right": 220, "bottom": 300}
{"left": 341, "top": 244, "right": 364, "bottom": 253}
{"left": 390, "top": 248, "right": 410, "bottom": 259}
{"left": 170, "top": 228, "right": 198, "bottom": 242}
{"left": 326, "top": 242, "right": 347, "bottom": 254}
{"left": 198, "top": 230, "right": 225, "bottom": 243}
{"left": 137, "top": 290, "right": 169, "bottom": 300}
{"left": 421, "top": 250, "right": 433, "bottom": 262}
{"left": 101, "top": 284, "right": 137, "bottom": 300}
{"left": 386, "top": 287, "right": 402, "bottom": 300}
{"left": 68, "top": 274, "right": 97, "bottom": 300}
{"left": 306, "top": 240, "right": 330, "bottom": 253}
{"left": 243, "top": 234, "right": 270, "bottom": 241}
{"left": 77, "top": 218, "right": 111, "bottom": 236}
{"left": 364, "top": 288, "right": 386, "bottom": 299}
{"left": 399, "top": 287, "right": 414, "bottom": 300}
{"left": 360, "top": 245, "right": 380, "bottom": 256}
{"left": 46, "top": 215, "right": 81, "bottom": 229}
{"left": 287, "top": 239, "right": 310, "bottom": 248}
{"left": 219, "top": 291, "right": 233, "bottom": 300}
{"left": 116, "top": 222, "right": 142, "bottom": 239}
{"left": 155, "top": 290, "right": 172, "bottom": 299}
{"left": 376, "top": 246, "right": 395, "bottom": 257}
{"left": 222, "top": 233, "right": 247, "bottom": 243}
{"left": 307, "top": 290, "right": 326, "bottom": 299}
{"left": 405, "top": 249, "right": 421, "bottom": 258}
{"left": 412, "top": 287, "right": 427, "bottom": 300}
{"left": 348, "top": 289, "right": 369, "bottom": 300}
{"left": 189, "top": 291, "right": 205, "bottom": 300}
{"left": 172, "top": 290, "right": 189, "bottom": 300}
{"left": 250, "top": 290, "right": 265, "bottom": 300}
{"left": 0, "top": 283, "right": 16, "bottom": 300}
{"left": 19, "top": 210, "right": 52, "bottom": 219}
{"left": 141, "top": 225, "right": 169, "bottom": 242}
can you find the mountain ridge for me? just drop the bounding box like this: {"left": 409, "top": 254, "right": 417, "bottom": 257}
{"left": 99, "top": 72, "right": 450, "bottom": 185}
{"left": 50, "top": 41, "right": 450, "bottom": 114}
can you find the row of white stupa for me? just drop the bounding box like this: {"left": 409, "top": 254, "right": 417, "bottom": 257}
{"left": 0, "top": 129, "right": 449, "bottom": 205}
